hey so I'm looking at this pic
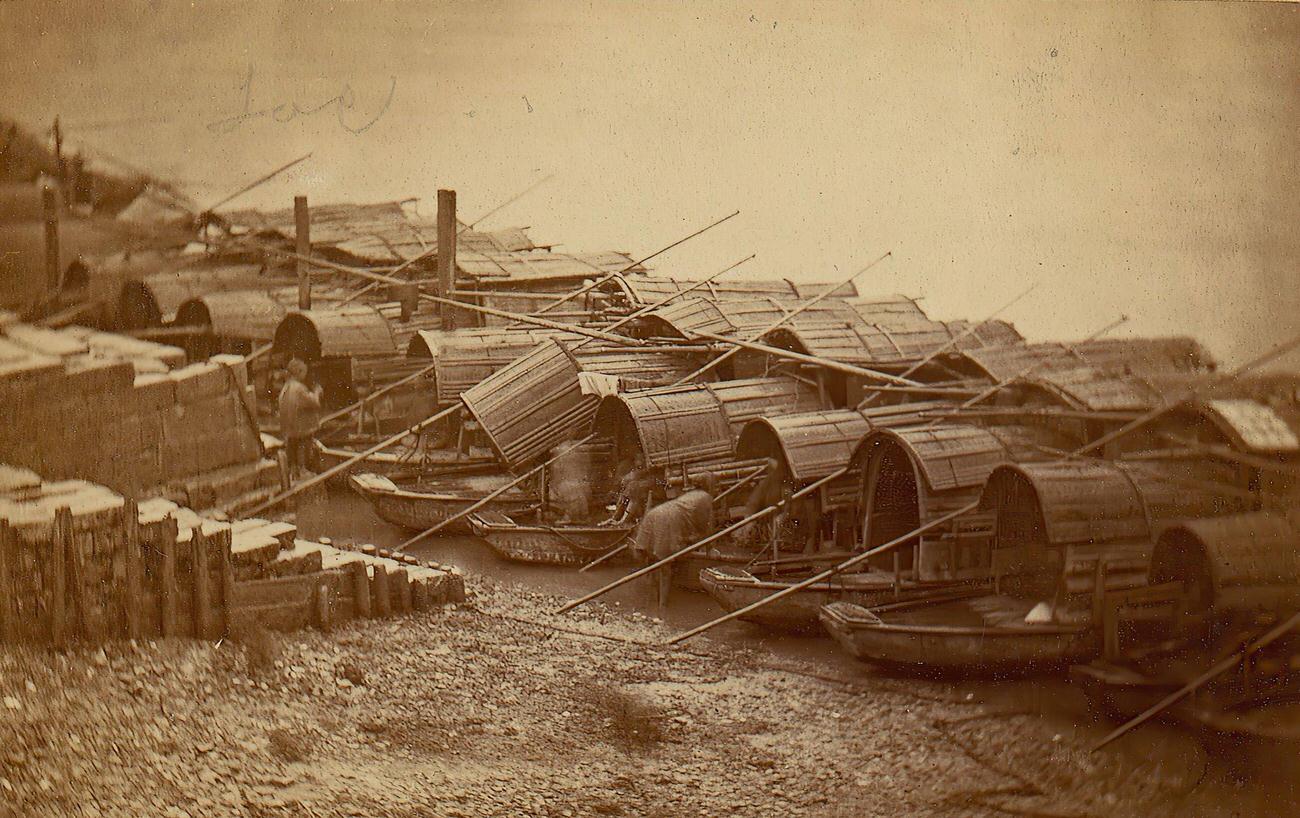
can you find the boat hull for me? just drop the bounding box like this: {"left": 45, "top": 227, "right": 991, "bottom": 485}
{"left": 698, "top": 566, "right": 981, "bottom": 633}
{"left": 469, "top": 516, "right": 634, "bottom": 566}
{"left": 820, "top": 598, "right": 1098, "bottom": 671}
{"left": 350, "top": 473, "right": 536, "bottom": 535}
{"left": 317, "top": 439, "right": 496, "bottom": 483}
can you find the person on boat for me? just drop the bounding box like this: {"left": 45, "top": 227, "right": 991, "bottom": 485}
{"left": 633, "top": 472, "right": 718, "bottom": 607}
{"left": 736, "top": 458, "right": 820, "bottom": 555}
{"left": 548, "top": 432, "right": 592, "bottom": 523}
{"left": 278, "top": 358, "right": 324, "bottom": 482}
{"left": 600, "top": 456, "right": 655, "bottom": 526}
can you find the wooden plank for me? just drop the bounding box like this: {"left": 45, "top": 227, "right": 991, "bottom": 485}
{"left": 350, "top": 561, "right": 372, "bottom": 619}
{"left": 159, "top": 516, "right": 179, "bottom": 637}
{"left": 50, "top": 507, "right": 69, "bottom": 649}
{"left": 123, "top": 500, "right": 142, "bottom": 639}
{"left": 0, "top": 522, "right": 14, "bottom": 643}
{"left": 191, "top": 526, "right": 213, "bottom": 639}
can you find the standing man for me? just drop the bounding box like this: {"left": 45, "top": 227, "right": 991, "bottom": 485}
{"left": 279, "top": 358, "right": 323, "bottom": 482}
{"left": 633, "top": 472, "right": 717, "bottom": 608}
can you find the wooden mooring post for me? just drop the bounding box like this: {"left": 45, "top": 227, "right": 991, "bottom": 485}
{"left": 50, "top": 507, "right": 69, "bottom": 649}
{"left": 191, "top": 527, "right": 213, "bottom": 639}
{"left": 159, "top": 516, "right": 179, "bottom": 637}
{"left": 350, "top": 561, "right": 372, "bottom": 619}
{"left": 123, "top": 500, "right": 143, "bottom": 640}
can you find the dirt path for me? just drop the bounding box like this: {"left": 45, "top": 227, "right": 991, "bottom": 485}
{"left": 0, "top": 577, "right": 1292, "bottom": 818}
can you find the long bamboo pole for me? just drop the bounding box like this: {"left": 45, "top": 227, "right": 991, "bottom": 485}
{"left": 396, "top": 256, "right": 759, "bottom": 550}
{"left": 244, "top": 403, "right": 461, "bottom": 516}
{"left": 690, "top": 330, "right": 924, "bottom": 387}
{"left": 1069, "top": 330, "right": 1300, "bottom": 458}
{"left": 921, "top": 315, "right": 1129, "bottom": 429}
{"left": 857, "top": 283, "right": 1037, "bottom": 408}
{"left": 554, "top": 469, "right": 846, "bottom": 615}
{"left": 673, "top": 250, "right": 892, "bottom": 386}
{"left": 666, "top": 499, "right": 980, "bottom": 644}
{"left": 1091, "top": 610, "right": 1300, "bottom": 751}
{"left": 317, "top": 360, "right": 438, "bottom": 428}
{"left": 202, "top": 152, "right": 313, "bottom": 215}
{"left": 518, "top": 210, "right": 741, "bottom": 323}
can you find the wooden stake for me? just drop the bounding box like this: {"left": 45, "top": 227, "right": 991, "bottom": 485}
{"left": 217, "top": 528, "right": 234, "bottom": 639}
{"left": 372, "top": 566, "right": 392, "bottom": 617}
{"left": 393, "top": 568, "right": 412, "bottom": 613}
{"left": 50, "top": 506, "right": 69, "bottom": 649}
{"left": 191, "top": 526, "right": 212, "bottom": 639}
{"left": 159, "top": 516, "right": 179, "bottom": 637}
{"left": 123, "top": 500, "right": 142, "bottom": 639}
{"left": 350, "top": 561, "right": 372, "bottom": 619}
{"left": 314, "top": 579, "right": 333, "bottom": 631}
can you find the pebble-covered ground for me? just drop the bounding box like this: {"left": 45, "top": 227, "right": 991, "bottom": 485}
{"left": 1, "top": 576, "right": 1296, "bottom": 818}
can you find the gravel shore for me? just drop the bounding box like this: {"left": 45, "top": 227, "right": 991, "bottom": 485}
{"left": 1, "top": 576, "right": 1294, "bottom": 817}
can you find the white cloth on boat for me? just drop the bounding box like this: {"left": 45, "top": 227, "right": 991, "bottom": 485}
{"left": 578, "top": 371, "right": 620, "bottom": 397}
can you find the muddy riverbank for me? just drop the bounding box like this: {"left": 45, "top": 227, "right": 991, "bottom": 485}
{"left": 0, "top": 486, "right": 1296, "bottom": 817}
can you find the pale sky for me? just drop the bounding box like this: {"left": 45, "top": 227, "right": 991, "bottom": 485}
{"left": 2, "top": 1, "right": 1296, "bottom": 365}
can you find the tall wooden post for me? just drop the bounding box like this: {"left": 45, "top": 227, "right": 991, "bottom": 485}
{"left": 295, "top": 195, "right": 311, "bottom": 310}
{"left": 436, "top": 189, "right": 457, "bottom": 330}
{"left": 42, "top": 186, "right": 60, "bottom": 292}
{"left": 52, "top": 116, "right": 65, "bottom": 202}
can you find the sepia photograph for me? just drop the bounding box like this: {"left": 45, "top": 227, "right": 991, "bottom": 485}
{"left": 1, "top": 1, "right": 1298, "bottom": 815}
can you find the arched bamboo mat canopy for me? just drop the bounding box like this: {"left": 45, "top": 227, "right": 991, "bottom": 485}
{"left": 114, "top": 263, "right": 269, "bottom": 329}
{"left": 460, "top": 338, "right": 709, "bottom": 468}
{"left": 407, "top": 327, "right": 577, "bottom": 404}
{"left": 590, "top": 376, "right": 825, "bottom": 490}
{"left": 735, "top": 408, "right": 872, "bottom": 510}
{"left": 978, "top": 458, "right": 1252, "bottom": 600}
{"left": 272, "top": 305, "right": 398, "bottom": 363}
{"left": 1149, "top": 512, "right": 1300, "bottom": 613}
{"left": 176, "top": 290, "right": 287, "bottom": 343}
{"left": 849, "top": 422, "right": 1074, "bottom": 581}
{"left": 600, "top": 274, "right": 858, "bottom": 309}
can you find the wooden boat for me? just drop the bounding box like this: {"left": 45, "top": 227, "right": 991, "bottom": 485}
{"left": 819, "top": 593, "right": 1098, "bottom": 671}
{"left": 315, "top": 438, "right": 496, "bottom": 483}
{"left": 468, "top": 512, "right": 636, "bottom": 566}
{"left": 349, "top": 472, "right": 538, "bottom": 535}
{"left": 699, "top": 565, "right": 983, "bottom": 633}
{"left": 1073, "top": 661, "right": 1300, "bottom": 743}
